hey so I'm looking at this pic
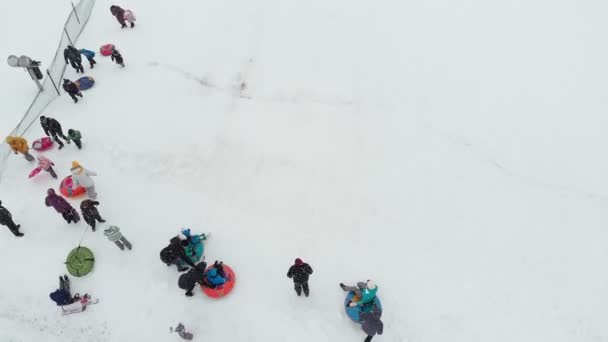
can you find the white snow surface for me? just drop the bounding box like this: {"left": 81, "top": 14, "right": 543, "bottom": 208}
{"left": 1, "top": 0, "right": 608, "bottom": 341}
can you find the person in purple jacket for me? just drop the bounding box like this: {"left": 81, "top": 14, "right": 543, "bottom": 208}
{"left": 45, "top": 189, "right": 80, "bottom": 224}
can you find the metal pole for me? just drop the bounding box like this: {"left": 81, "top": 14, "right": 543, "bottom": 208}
{"left": 27, "top": 68, "right": 43, "bottom": 91}
{"left": 71, "top": 2, "right": 81, "bottom": 24}
{"left": 64, "top": 27, "right": 74, "bottom": 46}
{"left": 46, "top": 69, "right": 61, "bottom": 95}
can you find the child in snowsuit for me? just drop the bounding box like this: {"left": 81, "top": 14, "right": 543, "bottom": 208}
{"left": 64, "top": 45, "right": 84, "bottom": 73}
{"left": 62, "top": 79, "right": 83, "bottom": 103}
{"left": 50, "top": 275, "right": 76, "bottom": 306}
{"left": 340, "top": 280, "right": 378, "bottom": 308}
{"left": 80, "top": 199, "right": 106, "bottom": 231}
{"left": 45, "top": 189, "right": 80, "bottom": 224}
{"left": 123, "top": 9, "right": 136, "bottom": 28}
{"left": 110, "top": 5, "right": 127, "bottom": 28}
{"left": 361, "top": 311, "right": 384, "bottom": 342}
{"left": 40, "top": 116, "right": 70, "bottom": 148}
{"left": 205, "top": 266, "right": 226, "bottom": 288}
{"left": 79, "top": 48, "right": 97, "bottom": 69}
{"left": 287, "top": 258, "right": 313, "bottom": 297}
{"left": 0, "top": 200, "right": 23, "bottom": 237}
{"left": 70, "top": 161, "right": 98, "bottom": 199}
{"left": 111, "top": 48, "right": 125, "bottom": 67}
{"left": 178, "top": 261, "right": 207, "bottom": 296}
{"left": 66, "top": 129, "right": 83, "bottom": 149}
{"left": 160, "top": 236, "right": 196, "bottom": 272}
{"left": 5, "top": 136, "right": 34, "bottom": 161}
{"left": 37, "top": 155, "right": 57, "bottom": 178}
{"left": 104, "top": 225, "right": 132, "bottom": 250}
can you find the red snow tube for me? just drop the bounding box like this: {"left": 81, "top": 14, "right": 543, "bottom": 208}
{"left": 201, "top": 265, "right": 236, "bottom": 298}
{"left": 32, "top": 137, "right": 53, "bottom": 151}
{"left": 100, "top": 44, "right": 115, "bottom": 56}
{"left": 60, "top": 176, "right": 86, "bottom": 197}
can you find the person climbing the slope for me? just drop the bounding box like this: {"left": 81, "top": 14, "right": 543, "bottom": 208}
{"left": 70, "top": 161, "right": 98, "bottom": 199}
{"left": 66, "top": 128, "right": 83, "bottom": 149}
{"left": 40, "top": 115, "right": 69, "bottom": 148}
{"left": 64, "top": 45, "right": 84, "bottom": 73}
{"left": 287, "top": 258, "right": 313, "bottom": 297}
{"left": 5, "top": 136, "right": 34, "bottom": 162}
{"left": 178, "top": 261, "right": 208, "bottom": 296}
{"left": 340, "top": 279, "right": 378, "bottom": 308}
{"left": 160, "top": 236, "right": 196, "bottom": 272}
{"left": 62, "top": 79, "right": 83, "bottom": 103}
{"left": 37, "top": 155, "right": 58, "bottom": 178}
{"left": 80, "top": 199, "right": 106, "bottom": 232}
{"left": 110, "top": 5, "right": 127, "bottom": 28}
{"left": 110, "top": 47, "right": 125, "bottom": 67}
{"left": 79, "top": 48, "right": 97, "bottom": 69}
{"left": 45, "top": 189, "right": 80, "bottom": 224}
{"left": 0, "top": 200, "right": 23, "bottom": 237}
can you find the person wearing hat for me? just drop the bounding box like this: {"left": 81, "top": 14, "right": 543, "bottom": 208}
{"left": 45, "top": 189, "right": 80, "bottom": 224}
{"left": 62, "top": 78, "right": 83, "bottom": 103}
{"left": 287, "top": 258, "right": 314, "bottom": 297}
{"left": 160, "top": 236, "right": 196, "bottom": 272}
{"left": 5, "top": 136, "right": 34, "bottom": 162}
{"left": 0, "top": 200, "right": 23, "bottom": 237}
{"left": 340, "top": 280, "right": 379, "bottom": 307}
{"left": 70, "top": 161, "right": 98, "bottom": 199}
{"left": 360, "top": 311, "right": 384, "bottom": 342}
{"left": 178, "top": 261, "right": 208, "bottom": 296}
{"left": 80, "top": 199, "right": 106, "bottom": 231}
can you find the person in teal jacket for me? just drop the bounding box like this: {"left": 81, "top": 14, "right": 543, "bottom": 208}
{"left": 340, "top": 280, "right": 378, "bottom": 307}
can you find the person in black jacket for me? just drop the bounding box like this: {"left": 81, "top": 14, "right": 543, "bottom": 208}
{"left": 40, "top": 116, "right": 69, "bottom": 148}
{"left": 160, "top": 236, "right": 196, "bottom": 272}
{"left": 80, "top": 200, "right": 106, "bottom": 232}
{"left": 287, "top": 258, "right": 313, "bottom": 297}
{"left": 62, "top": 79, "right": 83, "bottom": 103}
{"left": 360, "top": 311, "right": 384, "bottom": 342}
{"left": 0, "top": 201, "right": 23, "bottom": 237}
{"left": 178, "top": 261, "right": 209, "bottom": 296}
{"left": 111, "top": 48, "right": 125, "bottom": 67}
{"left": 64, "top": 45, "right": 84, "bottom": 73}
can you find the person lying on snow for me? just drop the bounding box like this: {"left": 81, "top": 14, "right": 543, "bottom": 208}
{"left": 178, "top": 261, "right": 207, "bottom": 297}
{"left": 160, "top": 236, "right": 196, "bottom": 272}
{"left": 205, "top": 262, "right": 227, "bottom": 288}
{"left": 340, "top": 279, "right": 378, "bottom": 308}
{"left": 49, "top": 275, "right": 77, "bottom": 306}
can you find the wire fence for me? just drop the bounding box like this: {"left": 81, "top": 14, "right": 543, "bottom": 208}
{"left": 0, "top": 0, "right": 95, "bottom": 183}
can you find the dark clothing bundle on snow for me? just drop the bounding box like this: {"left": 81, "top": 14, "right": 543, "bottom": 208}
{"left": 178, "top": 261, "right": 208, "bottom": 296}
{"left": 361, "top": 311, "right": 384, "bottom": 342}
{"left": 50, "top": 275, "right": 74, "bottom": 306}
{"left": 160, "top": 237, "right": 196, "bottom": 269}
{"left": 80, "top": 200, "right": 105, "bottom": 231}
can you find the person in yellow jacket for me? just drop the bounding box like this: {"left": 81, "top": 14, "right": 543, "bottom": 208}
{"left": 5, "top": 136, "right": 34, "bottom": 162}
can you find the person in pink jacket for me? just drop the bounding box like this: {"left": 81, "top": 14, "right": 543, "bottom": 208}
{"left": 37, "top": 155, "right": 58, "bottom": 179}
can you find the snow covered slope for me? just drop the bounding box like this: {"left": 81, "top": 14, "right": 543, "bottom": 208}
{"left": 1, "top": 0, "right": 607, "bottom": 341}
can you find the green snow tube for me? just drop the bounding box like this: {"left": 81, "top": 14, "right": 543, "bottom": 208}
{"left": 66, "top": 246, "right": 95, "bottom": 277}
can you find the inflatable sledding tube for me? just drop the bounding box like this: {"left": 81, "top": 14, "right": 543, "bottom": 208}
{"left": 28, "top": 167, "right": 42, "bottom": 178}
{"left": 100, "top": 44, "right": 115, "bottom": 56}
{"left": 32, "top": 136, "right": 53, "bottom": 151}
{"left": 66, "top": 246, "right": 95, "bottom": 277}
{"left": 75, "top": 76, "right": 95, "bottom": 90}
{"left": 201, "top": 265, "right": 236, "bottom": 298}
{"left": 60, "top": 176, "right": 86, "bottom": 197}
{"left": 344, "top": 292, "right": 382, "bottom": 323}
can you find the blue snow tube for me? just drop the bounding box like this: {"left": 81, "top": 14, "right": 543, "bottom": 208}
{"left": 344, "top": 292, "right": 382, "bottom": 322}
{"left": 76, "top": 76, "right": 95, "bottom": 90}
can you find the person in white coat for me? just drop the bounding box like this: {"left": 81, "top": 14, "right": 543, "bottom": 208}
{"left": 70, "top": 161, "right": 98, "bottom": 199}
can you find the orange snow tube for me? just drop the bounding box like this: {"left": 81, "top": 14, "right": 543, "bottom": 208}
{"left": 60, "top": 176, "right": 86, "bottom": 197}
{"left": 201, "top": 265, "right": 236, "bottom": 298}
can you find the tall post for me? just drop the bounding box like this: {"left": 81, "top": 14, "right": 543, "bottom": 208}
{"left": 26, "top": 68, "right": 43, "bottom": 91}
{"left": 71, "top": 2, "right": 81, "bottom": 24}
{"left": 46, "top": 69, "right": 61, "bottom": 96}
{"left": 64, "top": 27, "right": 74, "bottom": 46}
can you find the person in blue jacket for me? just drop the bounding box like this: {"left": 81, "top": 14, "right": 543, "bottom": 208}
{"left": 49, "top": 275, "right": 77, "bottom": 306}
{"left": 79, "top": 48, "right": 97, "bottom": 69}
{"left": 205, "top": 266, "right": 226, "bottom": 288}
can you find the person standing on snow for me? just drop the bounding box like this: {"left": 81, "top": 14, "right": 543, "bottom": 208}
{"left": 160, "top": 236, "right": 196, "bottom": 272}
{"left": 79, "top": 48, "right": 97, "bottom": 69}
{"left": 360, "top": 311, "right": 384, "bottom": 342}
{"left": 40, "top": 116, "right": 70, "bottom": 148}
{"left": 110, "top": 5, "right": 127, "bottom": 28}
{"left": 70, "top": 161, "right": 98, "bottom": 199}
{"left": 110, "top": 48, "right": 125, "bottom": 67}
{"left": 5, "top": 136, "right": 34, "bottom": 161}
{"left": 340, "top": 280, "right": 378, "bottom": 308}
{"left": 37, "top": 155, "right": 58, "bottom": 178}
{"left": 45, "top": 189, "right": 80, "bottom": 224}
{"left": 287, "top": 258, "right": 313, "bottom": 297}
{"left": 64, "top": 45, "right": 84, "bottom": 73}
{"left": 104, "top": 225, "right": 132, "bottom": 251}
{"left": 0, "top": 201, "right": 24, "bottom": 237}
{"left": 66, "top": 128, "right": 83, "bottom": 149}
{"left": 62, "top": 78, "right": 83, "bottom": 103}
{"left": 178, "top": 261, "right": 208, "bottom": 296}
{"left": 80, "top": 199, "right": 106, "bottom": 232}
